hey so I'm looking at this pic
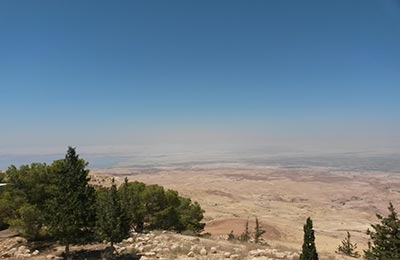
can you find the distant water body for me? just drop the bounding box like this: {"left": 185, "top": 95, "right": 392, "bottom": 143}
{"left": 1, "top": 147, "right": 400, "bottom": 173}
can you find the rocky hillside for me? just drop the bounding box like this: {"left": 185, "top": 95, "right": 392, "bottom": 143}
{"left": 0, "top": 230, "right": 358, "bottom": 260}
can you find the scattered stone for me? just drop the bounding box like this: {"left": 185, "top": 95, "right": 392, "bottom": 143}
{"left": 273, "top": 251, "right": 287, "bottom": 259}
{"left": 144, "top": 251, "right": 157, "bottom": 257}
{"left": 230, "top": 254, "right": 240, "bottom": 260}
{"left": 210, "top": 246, "right": 217, "bottom": 254}
{"left": 117, "top": 246, "right": 126, "bottom": 254}
{"left": 200, "top": 247, "right": 207, "bottom": 256}
{"left": 251, "top": 257, "right": 271, "bottom": 260}
{"left": 187, "top": 251, "right": 195, "bottom": 257}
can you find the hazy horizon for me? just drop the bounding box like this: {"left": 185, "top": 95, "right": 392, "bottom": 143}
{"left": 1, "top": 143, "right": 400, "bottom": 173}
{"left": 1, "top": 1, "right": 399, "bottom": 167}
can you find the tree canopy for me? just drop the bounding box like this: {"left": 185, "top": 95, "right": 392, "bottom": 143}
{"left": 0, "top": 147, "right": 205, "bottom": 256}
{"left": 365, "top": 202, "right": 400, "bottom": 260}
{"left": 46, "top": 147, "right": 97, "bottom": 256}
{"left": 96, "top": 178, "right": 129, "bottom": 248}
{"left": 118, "top": 178, "right": 205, "bottom": 233}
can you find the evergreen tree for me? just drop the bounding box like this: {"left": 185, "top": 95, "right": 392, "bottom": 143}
{"left": 118, "top": 179, "right": 146, "bottom": 232}
{"left": 254, "top": 216, "right": 266, "bottom": 243}
{"left": 239, "top": 219, "right": 250, "bottom": 242}
{"left": 177, "top": 199, "right": 205, "bottom": 233}
{"left": 96, "top": 178, "right": 129, "bottom": 249}
{"left": 46, "top": 147, "right": 96, "bottom": 258}
{"left": 364, "top": 202, "right": 400, "bottom": 260}
{"left": 336, "top": 231, "right": 360, "bottom": 258}
{"left": 118, "top": 179, "right": 205, "bottom": 234}
{"left": 0, "top": 163, "right": 56, "bottom": 238}
{"left": 300, "top": 217, "right": 318, "bottom": 260}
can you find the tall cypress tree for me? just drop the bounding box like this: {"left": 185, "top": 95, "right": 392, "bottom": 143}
{"left": 47, "top": 147, "right": 96, "bottom": 258}
{"left": 254, "top": 216, "right": 266, "bottom": 243}
{"left": 365, "top": 202, "right": 400, "bottom": 260}
{"left": 96, "top": 178, "right": 129, "bottom": 249}
{"left": 300, "top": 217, "right": 318, "bottom": 260}
{"left": 239, "top": 218, "right": 250, "bottom": 242}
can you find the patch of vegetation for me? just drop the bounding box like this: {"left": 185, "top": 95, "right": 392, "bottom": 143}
{"left": 0, "top": 147, "right": 205, "bottom": 257}
{"left": 96, "top": 178, "right": 129, "bottom": 250}
{"left": 254, "top": 216, "right": 266, "bottom": 244}
{"left": 364, "top": 202, "right": 400, "bottom": 259}
{"left": 336, "top": 231, "right": 360, "bottom": 258}
{"left": 227, "top": 216, "right": 266, "bottom": 244}
{"left": 119, "top": 177, "right": 205, "bottom": 233}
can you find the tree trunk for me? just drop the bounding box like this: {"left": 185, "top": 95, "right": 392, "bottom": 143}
{"left": 64, "top": 244, "right": 70, "bottom": 260}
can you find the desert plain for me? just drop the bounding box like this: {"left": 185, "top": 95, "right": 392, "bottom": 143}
{"left": 91, "top": 164, "right": 400, "bottom": 257}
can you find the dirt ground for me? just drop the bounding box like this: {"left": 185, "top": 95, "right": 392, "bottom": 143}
{"left": 91, "top": 165, "right": 400, "bottom": 256}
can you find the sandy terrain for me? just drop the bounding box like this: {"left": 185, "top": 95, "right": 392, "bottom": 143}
{"left": 91, "top": 165, "right": 400, "bottom": 257}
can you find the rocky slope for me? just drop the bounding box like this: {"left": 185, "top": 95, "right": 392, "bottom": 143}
{"left": 0, "top": 230, "right": 358, "bottom": 260}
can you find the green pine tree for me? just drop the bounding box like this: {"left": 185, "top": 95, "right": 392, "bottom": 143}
{"left": 47, "top": 147, "right": 96, "bottom": 258}
{"left": 118, "top": 179, "right": 146, "bottom": 232}
{"left": 254, "top": 216, "right": 266, "bottom": 243}
{"left": 96, "top": 178, "right": 129, "bottom": 249}
{"left": 300, "top": 217, "right": 318, "bottom": 260}
{"left": 336, "top": 231, "right": 360, "bottom": 258}
{"left": 364, "top": 202, "right": 400, "bottom": 260}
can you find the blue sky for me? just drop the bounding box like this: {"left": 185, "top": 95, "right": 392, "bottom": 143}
{"left": 1, "top": 0, "right": 400, "bottom": 154}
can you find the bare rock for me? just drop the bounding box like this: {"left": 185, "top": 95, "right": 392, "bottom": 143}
{"left": 273, "top": 251, "right": 287, "bottom": 259}
{"left": 200, "top": 248, "right": 207, "bottom": 256}
{"left": 144, "top": 251, "right": 157, "bottom": 257}
{"left": 117, "top": 246, "right": 126, "bottom": 254}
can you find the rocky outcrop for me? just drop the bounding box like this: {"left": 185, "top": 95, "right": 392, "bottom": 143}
{"left": 116, "top": 231, "right": 300, "bottom": 260}
{"left": 0, "top": 231, "right": 301, "bottom": 259}
{"left": 0, "top": 237, "right": 29, "bottom": 259}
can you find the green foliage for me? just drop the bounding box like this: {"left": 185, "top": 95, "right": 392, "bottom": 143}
{"left": 300, "top": 217, "right": 318, "bottom": 260}
{"left": 0, "top": 146, "right": 205, "bottom": 254}
{"left": 0, "top": 170, "right": 5, "bottom": 182}
{"left": 96, "top": 179, "right": 129, "bottom": 248}
{"left": 239, "top": 219, "right": 250, "bottom": 242}
{"left": 46, "top": 147, "right": 96, "bottom": 255}
{"left": 364, "top": 202, "right": 400, "bottom": 260}
{"left": 0, "top": 171, "right": 6, "bottom": 230}
{"left": 176, "top": 197, "right": 205, "bottom": 233}
{"left": 0, "top": 163, "right": 56, "bottom": 238}
{"left": 254, "top": 216, "right": 266, "bottom": 243}
{"left": 118, "top": 179, "right": 146, "bottom": 232}
{"left": 118, "top": 179, "right": 205, "bottom": 233}
{"left": 336, "top": 231, "right": 360, "bottom": 258}
{"left": 9, "top": 204, "right": 44, "bottom": 239}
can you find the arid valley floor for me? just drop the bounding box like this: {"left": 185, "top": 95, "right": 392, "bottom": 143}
{"left": 92, "top": 164, "right": 400, "bottom": 258}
